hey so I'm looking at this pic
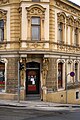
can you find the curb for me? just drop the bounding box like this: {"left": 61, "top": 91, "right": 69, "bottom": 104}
{"left": 0, "top": 103, "right": 80, "bottom": 108}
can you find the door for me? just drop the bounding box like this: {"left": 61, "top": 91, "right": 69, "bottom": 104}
{"left": 26, "top": 62, "right": 40, "bottom": 94}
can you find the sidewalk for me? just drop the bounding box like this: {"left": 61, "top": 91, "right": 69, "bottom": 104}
{"left": 0, "top": 100, "right": 80, "bottom": 111}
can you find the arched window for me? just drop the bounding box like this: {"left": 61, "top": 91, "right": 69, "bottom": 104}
{"left": 58, "top": 22, "right": 63, "bottom": 43}
{"left": 67, "top": 61, "right": 72, "bottom": 83}
{"left": 26, "top": 4, "right": 46, "bottom": 41}
{"left": 31, "top": 17, "right": 40, "bottom": 40}
{"left": 75, "top": 63, "right": 78, "bottom": 82}
{"left": 74, "top": 19, "right": 79, "bottom": 46}
{"left": 0, "top": 20, "right": 4, "bottom": 41}
{"left": 0, "top": 9, "right": 7, "bottom": 42}
{"left": 74, "top": 27, "right": 79, "bottom": 46}
{"left": 57, "top": 12, "right": 66, "bottom": 44}
{"left": 58, "top": 62, "right": 63, "bottom": 88}
{"left": 66, "top": 16, "right": 74, "bottom": 45}
{"left": 0, "top": 62, "right": 5, "bottom": 92}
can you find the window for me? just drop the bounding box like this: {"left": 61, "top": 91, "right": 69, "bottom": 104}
{"left": 75, "top": 63, "right": 78, "bottom": 82}
{"left": 0, "top": 20, "right": 4, "bottom": 41}
{"left": 31, "top": 17, "right": 40, "bottom": 41}
{"left": 67, "top": 62, "right": 71, "bottom": 83}
{"left": 58, "top": 62, "right": 63, "bottom": 88}
{"left": 76, "top": 91, "right": 79, "bottom": 99}
{"left": 0, "top": 62, "right": 5, "bottom": 92}
{"left": 74, "top": 28, "right": 78, "bottom": 46}
{"left": 58, "top": 22, "right": 63, "bottom": 43}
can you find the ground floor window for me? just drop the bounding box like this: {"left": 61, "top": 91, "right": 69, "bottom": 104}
{"left": 76, "top": 91, "right": 79, "bottom": 100}
{"left": 0, "top": 62, "right": 5, "bottom": 92}
{"left": 75, "top": 63, "right": 78, "bottom": 82}
{"left": 58, "top": 62, "right": 63, "bottom": 88}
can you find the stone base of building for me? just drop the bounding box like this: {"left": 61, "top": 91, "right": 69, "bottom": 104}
{"left": 0, "top": 88, "right": 80, "bottom": 105}
{"left": 0, "top": 93, "right": 17, "bottom": 100}
{"left": 45, "top": 88, "right": 80, "bottom": 104}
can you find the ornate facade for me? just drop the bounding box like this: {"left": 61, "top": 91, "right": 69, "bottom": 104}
{"left": 0, "top": 0, "right": 80, "bottom": 104}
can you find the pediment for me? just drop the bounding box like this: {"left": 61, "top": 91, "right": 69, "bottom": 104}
{"left": 26, "top": 4, "right": 46, "bottom": 16}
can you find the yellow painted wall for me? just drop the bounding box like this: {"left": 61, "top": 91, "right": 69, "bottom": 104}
{"left": 44, "top": 89, "right": 80, "bottom": 104}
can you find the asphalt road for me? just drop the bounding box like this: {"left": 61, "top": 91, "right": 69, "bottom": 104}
{"left": 0, "top": 106, "right": 80, "bottom": 120}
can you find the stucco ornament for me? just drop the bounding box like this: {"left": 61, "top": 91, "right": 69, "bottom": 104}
{"left": 42, "top": 58, "right": 50, "bottom": 85}
{"left": 0, "top": 0, "right": 9, "bottom": 4}
{"left": 0, "top": 9, "right": 7, "bottom": 21}
{"left": 26, "top": 4, "right": 46, "bottom": 19}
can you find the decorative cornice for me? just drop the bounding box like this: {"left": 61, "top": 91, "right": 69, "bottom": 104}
{"left": 0, "top": 0, "right": 9, "bottom": 4}
{"left": 55, "top": 0, "right": 80, "bottom": 17}
{"left": 26, "top": 4, "right": 46, "bottom": 19}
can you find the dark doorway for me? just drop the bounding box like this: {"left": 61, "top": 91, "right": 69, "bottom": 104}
{"left": 26, "top": 62, "right": 40, "bottom": 94}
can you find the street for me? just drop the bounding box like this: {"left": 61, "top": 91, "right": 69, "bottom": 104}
{"left": 0, "top": 106, "right": 80, "bottom": 120}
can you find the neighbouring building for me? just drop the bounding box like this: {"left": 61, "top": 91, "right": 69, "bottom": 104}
{"left": 0, "top": 0, "right": 80, "bottom": 104}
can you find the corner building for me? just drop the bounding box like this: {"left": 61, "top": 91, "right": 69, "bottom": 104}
{"left": 0, "top": 0, "right": 80, "bottom": 104}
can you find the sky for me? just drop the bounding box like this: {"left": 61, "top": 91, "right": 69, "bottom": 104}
{"left": 69, "top": 0, "right": 80, "bottom": 6}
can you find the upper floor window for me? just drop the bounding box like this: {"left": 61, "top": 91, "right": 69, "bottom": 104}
{"left": 74, "top": 28, "right": 78, "bottom": 46}
{"left": 31, "top": 17, "right": 40, "bottom": 41}
{"left": 27, "top": 4, "right": 45, "bottom": 41}
{"left": 67, "top": 62, "right": 72, "bottom": 83}
{"left": 57, "top": 12, "right": 65, "bottom": 44}
{"left": 58, "top": 62, "right": 63, "bottom": 88}
{"left": 0, "top": 62, "right": 5, "bottom": 92}
{"left": 75, "top": 63, "right": 78, "bottom": 82}
{"left": 0, "top": 20, "right": 4, "bottom": 41}
{"left": 58, "top": 22, "right": 63, "bottom": 43}
{"left": 32, "top": 0, "right": 40, "bottom": 2}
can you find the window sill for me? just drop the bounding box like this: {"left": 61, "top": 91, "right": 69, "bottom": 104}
{"left": 57, "top": 88, "right": 65, "bottom": 91}
{"left": 0, "top": 89, "right": 5, "bottom": 93}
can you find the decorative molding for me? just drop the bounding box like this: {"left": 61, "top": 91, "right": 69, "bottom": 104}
{"left": 27, "top": 42, "right": 44, "bottom": 49}
{"left": 68, "top": 60, "right": 73, "bottom": 64}
{"left": 74, "top": 60, "right": 79, "bottom": 64}
{"left": 55, "top": 0, "right": 80, "bottom": 17}
{"left": 74, "top": 19, "right": 80, "bottom": 28}
{"left": 0, "top": 0, "right": 9, "bottom": 4}
{"left": 58, "top": 59, "right": 65, "bottom": 63}
{"left": 26, "top": 4, "right": 46, "bottom": 19}
{"left": 66, "top": 15, "right": 74, "bottom": 26}
{"left": 0, "top": 9, "right": 7, "bottom": 21}
{"left": 18, "top": 7, "right": 22, "bottom": 16}
{"left": 42, "top": 58, "right": 50, "bottom": 83}
{"left": 57, "top": 12, "right": 80, "bottom": 28}
{"left": 57, "top": 12, "right": 66, "bottom": 23}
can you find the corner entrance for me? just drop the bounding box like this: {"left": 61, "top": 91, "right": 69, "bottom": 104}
{"left": 26, "top": 62, "right": 40, "bottom": 95}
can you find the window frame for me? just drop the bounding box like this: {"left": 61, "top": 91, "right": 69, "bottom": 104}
{"left": 58, "top": 62, "right": 63, "bottom": 89}
{"left": 76, "top": 91, "right": 80, "bottom": 100}
{"left": 31, "top": 17, "right": 41, "bottom": 41}
{"left": 57, "top": 22, "right": 64, "bottom": 43}
{"left": 0, "top": 62, "right": 5, "bottom": 92}
{"left": 0, "top": 19, "right": 4, "bottom": 42}
{"left": 74, "top": 27, "right": 78, "bottom": 46}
